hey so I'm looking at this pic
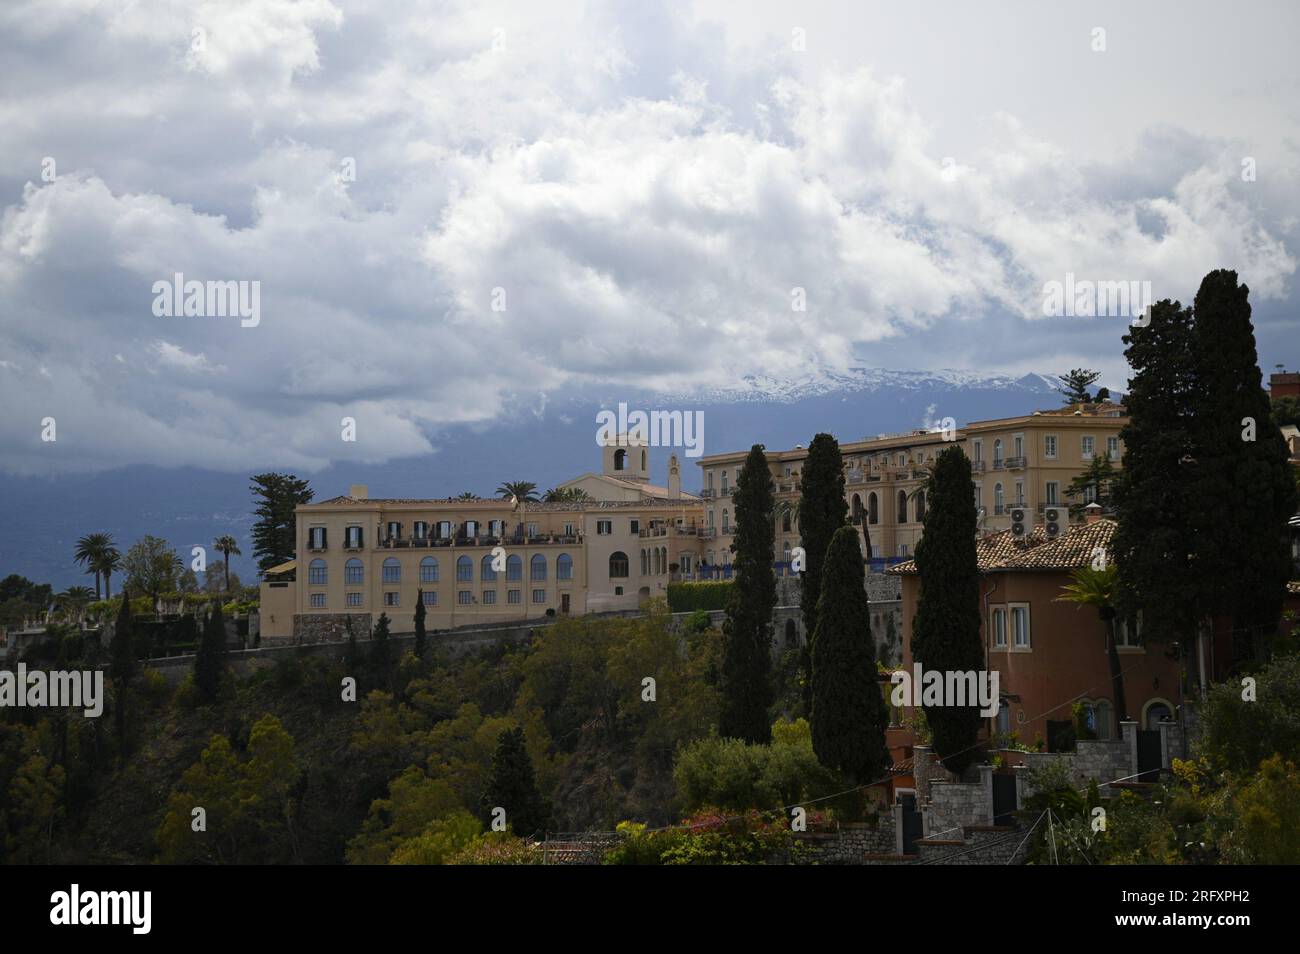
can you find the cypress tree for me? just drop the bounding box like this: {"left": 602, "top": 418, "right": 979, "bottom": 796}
{"left": 1188, "top": 270, "right": 1298, "bottom": 664}
{"left": 719, "top": 444, "right": 777, "bottom": 744}
{"left": 480, "top": 727, "right": 550, "bottom": 838}
{"left": 111, "top": 591, "right": 136, "bottom": 754}
{"left": 194, "top": 601, "right": 227, "bottom": 704}
{"left": 370, "top": 612, "right": 392, "bottom": 670}
{"left": 1112, "top": 299, "right": 1201, "bottom": 647}
{"left": 910, "top": 445, "right": 983, "bottom": 774}
{"left": 811, "top": 525, "right": 890, "bottom": 782}
{"left": 798, "top": 433, "right": 849, "bottom": 711}
{"left": 413, "top": 593, "right": 428, "bottom": 660}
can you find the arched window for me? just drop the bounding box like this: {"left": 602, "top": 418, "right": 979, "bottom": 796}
{"left": 308, "top": 559, "right": 327, "bottom": 585}
{"left": 868, "top": 492, "right": 879, "bottom": 525}
{"left": 994, "top": 483, "right": 1004, "bottom": 511}
{"left": 345, "top": 559, "right": 364, "bottom": 585}
{"left": 897, "top": 491, "right": 908, "bottom": 523}
{"left": 530, "top": 554, "right": 547, "bottom": 581}
{"left": 640, "top": 549, "right": 648, "bottom": 575}
{"left": 506, "top": 554, "right": 523, "bottom": 581}
{"left": 641, "top": 449, "right": 646, "bottom": 470}
{"left": 557, "top": 553, "right": 573, "bottom": 581}
{"left": 852, "top": 494, "right": 863, "bottom": 522}
{"left": 614, "top": 448, "right": 626, "bottom": 471}
{"left": 609, "top": 551, "right": 629, "bottom": 578}
{"left": 382, "top": 557, "right": 401, "bottom": 584}
{"left": 420, "top": 556, "right": 438, "bottom": 583}
{"left": 456, "top": 555, "right": 473, "bottom": 582}
{"left": 481, "top": 554, "right": 497, "bottom": 582}
{"left": 781, "top": 510, "right": 792, "bottom": 532}
{"left": 915, "top": 490, "right": 926, "bottom": 522}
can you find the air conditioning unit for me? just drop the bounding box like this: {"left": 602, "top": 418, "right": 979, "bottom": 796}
{"left": 1043, "top": 507, "right": 1063, "bottom": 539}
{"left": 1010, "top": 507, "right": 1030, "bottom": 539}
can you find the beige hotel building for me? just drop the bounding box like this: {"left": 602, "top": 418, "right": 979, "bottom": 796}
{"left": 262, "top": 402, "right": 1125, "bottom": 642}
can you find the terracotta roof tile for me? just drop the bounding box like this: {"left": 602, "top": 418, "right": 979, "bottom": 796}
{"left": 889, "top": 519, "right": 1117, "bottom": 574}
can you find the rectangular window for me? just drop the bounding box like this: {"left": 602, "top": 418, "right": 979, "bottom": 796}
{"left": 898, "top": 544, "right": 909, "bottom": 558}
{"left": 421, "top": 590, "right": 437, "bottom": 606}
{"left": 1107, "top": 436, "right": 1120, "bottom": 460}
{"left": 532, "top": 589, "right": 546, "bottom": 604}
{"left": 413, "top": 521, "right": 428, "bottom": 539}
{"left": 630, "top": 519, "right": 640, "bottom": 534}
{"left": 1015, "top": 481, "right": 1024, "bottom": 506}
{"left": 1044, "top": 435, "right": 1057, "bottom": 459}
{"left": 345, "top": 526, "right": 363, "bottom": 549}
{"left": 1082, "top": 436, "right": 1095, "bottom": 460}
{"left": 991, "top": 607, "right": 1007, "bottom": 648}
{"left": 309, "top": 526, "right": 327, "bottom": 549}
{"left": 483, "top": 590, "right": 497, "bottom": 605}
{"left": 1011, "top": 605, "right": 1031, "bottom": 648}
{"left": 346, "top": 592, "right": 363, "bottom": 608}
{"left": 597, "top": 520, "right": 612, "bottom": 535}
{"left": 386, "top": 521, "right": 401, "bottom": 540}
{"left": 384, "top": 591, "right": 399, "bottom": 607}
{"left": 526, "top": 523, "right": 538, "bottom": 538}
{"left": 458, "top": 591, "right": 472, "bottom": 605}
{"left": 309, "top": 593, "right": 326, "bottom": 608}
{"left": 507, "top": 589, "right": 521, "bottom": 604}
{"left": 563, "top": 522, "right": 575, "bottom": 536}
{"left": 1117, "top": 611, "right": 1143, "bottom": 648}
{"left": 973, "top": 440, "right": 982, "bottom": 462}
{"left": 1013, "top": 434, "right": 1024, "bottom": 458}
{"left": 1045, "top": 481, "right": 1059, "bottom": 504}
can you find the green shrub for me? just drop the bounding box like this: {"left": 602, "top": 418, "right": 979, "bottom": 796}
{"left": 667, "top": 581, "right": 733, "bottom": 613}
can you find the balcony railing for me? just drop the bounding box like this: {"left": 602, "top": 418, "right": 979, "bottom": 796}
{"left": 700, "top": 488, "right": 715, "bottom": 498}
{"left": 379, "top": 533, "right": 582, "bottom": 549}
{"left": 970, "top": 460, "right": 986, "bottom": 473}
{"left": 1004, "top": 456, "right": 1027, "bottom": 470}
{"left": 698, "top": 527, "right": 717, "bottom": 539}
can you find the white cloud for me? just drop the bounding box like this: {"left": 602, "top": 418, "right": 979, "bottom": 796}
{"left": 0, "top": 0, "right": 1296, "bottom": 475}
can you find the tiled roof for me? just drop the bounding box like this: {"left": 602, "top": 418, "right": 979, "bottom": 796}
{"left": 304, "top": 496, "right": 702, "bottom": 511}
{"left": 889, "top": 518, "right": 1117, "bottom": 575}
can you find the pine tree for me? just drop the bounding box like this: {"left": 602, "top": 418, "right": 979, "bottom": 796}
{"left": 413, "top": 593, "right": 428, "bottom": 660}
{"left": 1112, "top": 299, "right": 1201, "bottom": 647}
{"left": 719, "top": 445, "right": 777, "bottom": 744}
{"left": 798, "top": 433, "right": 849, "bottom": 712}
{"left": 194, "top": 602, "right": 227, "bottom": 704}
{"left": 811, "top": 525, "right": 889, "bottom": 782}
{"left": 910, "top": 445, "right": 983, "bottom": 774}
{"left": 1189, "top": 270, "right": 1299, "bottom": 664}
{"left": 1057, "top": 368, "right": 1100, "bottom": 404}
{"left": 249, "top": 473, "right": 314, "bottom": 575}
{"left": 1064, "top": 454, "right": 1118, "bottom": 515}
{"left": 480, "top": 727, "right": 550, "bottom": 838}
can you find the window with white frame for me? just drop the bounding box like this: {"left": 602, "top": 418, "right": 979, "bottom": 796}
{"left": 1082, "top": 436, "right": 1095, "bottom": 460}
{"left": 1117, "top": 611, "right": 1143, "bottom": 648}
{"left": 309, "top": 526, "right": 327, "bottom": 549}
{"left": 597, "top": 519, "right": 612, "bottom": 535}
{"left": 1045, "top": 481, "right": 1059, "bottom": 505}
{"left": 1044, "top": 434, "right": 1058, "bottom": 459}
{"left": 991, "top": 607, "right": 1007, "bottom": 648}
{"left": 1107, "top": 435, "right": 1120, "bottom": 460}
{"left": 1011, "top": 604, "right": 1031, "bottom": 648}
{"left": 345, "top": 526, "right": 363, "bottom": 548}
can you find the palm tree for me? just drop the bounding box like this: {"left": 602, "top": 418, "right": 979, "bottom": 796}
{"left": 1056, "top": 564, "right": 1127, "bottom": 737}
{"left": 74, "top": 533, "right": 115, "bottom": 600}
{"left": 454, "top": 491, "right": 478, "bottom": 500}
{"left": 496, "top": 481, "right": 539, "bottom": 503}
{"left": 213, "top": 535, "right": 242, "bottom": 592}
{"left": 58, "top": 586, "right": 95, "bottom": 624}
{"left": 543, "top": 486, "right": 593, "bottom": 502}
{"left": 95, "top": 547, "right": 122, "bottom": 599}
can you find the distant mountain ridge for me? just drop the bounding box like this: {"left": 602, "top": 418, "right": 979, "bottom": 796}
{"left": 0, "top": 368, "right": 1064, "bottom": 589}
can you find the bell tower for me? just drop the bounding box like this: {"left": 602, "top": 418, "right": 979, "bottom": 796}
{"left": 601, "top": 432, "right": 650, "bottom": 481}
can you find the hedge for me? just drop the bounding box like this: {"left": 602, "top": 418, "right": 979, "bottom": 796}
{"left": 667, "top": 581, "right": 734, "bottom": 613}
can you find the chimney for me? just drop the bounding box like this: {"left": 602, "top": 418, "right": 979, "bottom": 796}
{"left": 668, "top": 454, "right": 681, "bottom": 500}
{"left": 349, "top": 484, "right": 369, "bottom": 500}
{"left": 1084, "top": 502, "right": 1102, "bottom": 524}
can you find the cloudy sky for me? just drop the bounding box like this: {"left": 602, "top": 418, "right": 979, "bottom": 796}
{"left": 2, "top": 0, "right": 1298, "bottom": 476}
